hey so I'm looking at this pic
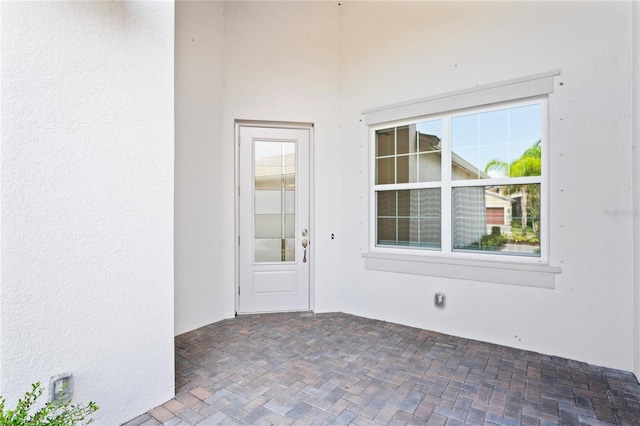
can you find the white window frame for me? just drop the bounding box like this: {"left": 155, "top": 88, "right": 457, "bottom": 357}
{"left": 362, "top": 72, "right": 562, "bottom": 288}
{"left": 370, "top": 98, "right": 548, "bottom": 262}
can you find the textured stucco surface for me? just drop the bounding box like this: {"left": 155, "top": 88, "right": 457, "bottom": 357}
{"left": 338, "top": 1, "right": 635, "bottom": 371}
{"left": 1, "top": 2, "right": 175, "bottom": 424}
{"left": 175, "top": 1, "right": 226, "bottom": 335}
{"left": 221, "top": 1, "right": 343, "bottom": 317}
{"left": 186, "top": 1, "right": 638, "bottom": 373}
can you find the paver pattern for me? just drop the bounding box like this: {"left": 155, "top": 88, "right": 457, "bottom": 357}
{"left": 123, "top": 312, "right": 640, "bottom": 425}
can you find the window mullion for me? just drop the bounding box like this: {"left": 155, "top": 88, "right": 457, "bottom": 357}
{"left": 373, "top": 182, "right": 440, "bottom": 191}
{"left": 394, "top": 127, "right": 398, "bottom": 184}
{"left": 451, "top": 176, "right": 542, "bottom": 187}
{"left": 394, "top": 128, "right": 399, "bottom": 246}
{"left": 441, "top": 116, "right": 452, "bottom": 254}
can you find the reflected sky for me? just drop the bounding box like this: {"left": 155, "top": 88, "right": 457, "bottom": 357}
{"left": 255, "top": 140, "right": 295, "bottom": 160}
{"left": 416, "top": 119, "right": 443, "bottom": 140}
{"left": 451, "top": 103, "right": 541, "bottom": 178}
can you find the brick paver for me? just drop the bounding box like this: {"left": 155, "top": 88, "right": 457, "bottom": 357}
{"left": 123, "top": 313, "right": 640, "bottom": 425}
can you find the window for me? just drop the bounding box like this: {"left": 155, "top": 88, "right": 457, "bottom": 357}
{"left": 372, "top": 100, "right": 545, "bottom": 260}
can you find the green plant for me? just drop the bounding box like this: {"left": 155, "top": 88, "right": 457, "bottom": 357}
{"left": 0, "top": 382, "right": 98, "bottom": 426}
{"left": 506, "top": 232, "right": 539, "bottom": 245}
{"left": 485, "top": 140, "right": 542, "bottom": 237}
{"left": 480, "top": 232, "right": 505, "bottom": 248}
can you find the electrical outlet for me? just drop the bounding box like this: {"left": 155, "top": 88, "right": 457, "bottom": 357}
{"left": 49, "top": 372, "right": 73, "bottom": 403}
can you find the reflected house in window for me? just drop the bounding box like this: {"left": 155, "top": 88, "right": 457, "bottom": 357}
{"left": 254, "top": 153, "right": 296, "bottom": 190}
{"left": 418, "top": 131, "right": 516, "bottom": 247}
{"left": 484, "top": 188, "right": 513, "bottom": 235}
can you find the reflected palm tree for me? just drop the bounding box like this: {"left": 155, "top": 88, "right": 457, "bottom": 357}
{"left": 484, "top": 141, "right": 541, "bottom": 237}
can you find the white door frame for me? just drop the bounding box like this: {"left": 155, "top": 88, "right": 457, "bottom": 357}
{"left": 234, "top": 120, "right": 315, "bottom": 314}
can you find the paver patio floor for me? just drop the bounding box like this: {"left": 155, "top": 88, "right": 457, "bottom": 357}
{"left": 123, "top": 312, "right": 640, "bottom": 425}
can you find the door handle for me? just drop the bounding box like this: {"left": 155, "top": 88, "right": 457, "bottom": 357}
{"left": 302, "top": 238, "right": 308, "bottom": 263}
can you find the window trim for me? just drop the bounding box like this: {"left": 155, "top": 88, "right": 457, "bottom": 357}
{"left": 362, "top": 70, "right": 560, "bottom": 125}
{"left": 362, "top": 72, "right": 561, "bottom": 287}
{"left": 361, "top": 251, "right": 560, "bottom": 289}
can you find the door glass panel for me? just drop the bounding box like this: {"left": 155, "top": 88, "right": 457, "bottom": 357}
{"left": 254, "top": 141, "right": 296, "bottom": 263}
{"left": 285, "top": 214, "right": 295, "bottom": 238}
{"left": 254, "top": 215, "right": 281, "bottom": 239}
{"left": 254, "top": 239, "right": 282, "bottom": 262}
{"left": 285, "top": 190, "right": 295, "bottom": 214}
{"left": 255, "top": 190, "right": 282, "bottom": 215}
{"left": 285, "top": 238, "right": 296, "bottom": 261}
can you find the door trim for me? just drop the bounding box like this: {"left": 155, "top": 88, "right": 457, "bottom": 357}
{"left": 234, "top": 120, "right": 315, "bottom": 315}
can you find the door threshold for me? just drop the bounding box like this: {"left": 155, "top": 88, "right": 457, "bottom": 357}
{"left": 235, "top": 310, "right": 314, "bottom": 316}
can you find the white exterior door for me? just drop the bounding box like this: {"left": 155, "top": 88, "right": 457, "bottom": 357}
{"left": 238, "top": 125, "right": 310, "bottom": 313}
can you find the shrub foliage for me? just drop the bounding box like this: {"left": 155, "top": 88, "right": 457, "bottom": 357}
{"left": 0, "top": 382, "right": 98, "bottom": 426}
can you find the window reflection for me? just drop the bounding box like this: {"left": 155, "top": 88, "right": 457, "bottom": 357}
{"left": 452, "top": 184, "right": 540, "bottom": 257}
{"left": 451, "top": 104, "right": 542, "bottom": 180}
{"left": 376, "top": 189, "right": 441, "bottom": 249}
{"left": 372, "top": 101, "right": 543, "bottom": 258}
{"left": 375, "top": 119, "right": 442, "bottom": 185}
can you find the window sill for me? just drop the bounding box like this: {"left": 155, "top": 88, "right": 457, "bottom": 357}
{"left": 362, "top": 252, "right": 561, "bottom": 289}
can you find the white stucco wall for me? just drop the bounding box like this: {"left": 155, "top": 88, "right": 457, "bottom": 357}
{"left": 177, "top": 1, "right": 637, "bottom": 374}
{"left": 8, "top": 1, "right": 634, "bottom": 424}
{"left": 175, "top": 1, "right": 226, "bottom": 335}
{"left": 0, "top": 2, "right": 175, "bottom": 424}
{"left": 339, "top": 1, "right": 635, "bottom": 371}
{"left": 222, "top": 1, "right": 343, "bottom": 316}
{"left": 633, "top": 0, "right": 640, "bottom": 378}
